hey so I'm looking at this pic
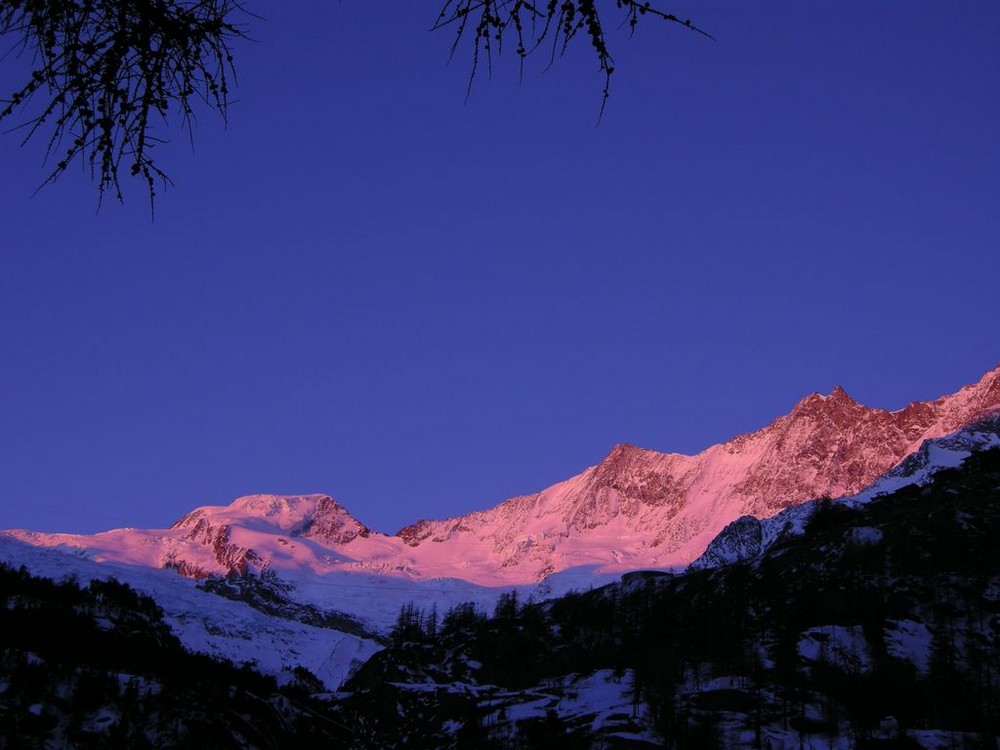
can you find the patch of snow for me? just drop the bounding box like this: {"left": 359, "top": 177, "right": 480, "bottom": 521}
{"left": 884, "top": 619, "right": 933, "bottom": 675}
{"left": 849, "top": 526, "right": 883, "bottom": 545}
{"left": 798, "top": 625, "right": 871, "bottom": 674}
{"left": 81, "top": 710, "right": 118, "bottom": 732}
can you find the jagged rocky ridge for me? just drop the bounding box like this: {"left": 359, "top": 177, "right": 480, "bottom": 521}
{"left": 5, "top": 366, "right": 1000, "bottom": 587}
{"left": 692, "top": 412, "right": 1000, "bottom": 569}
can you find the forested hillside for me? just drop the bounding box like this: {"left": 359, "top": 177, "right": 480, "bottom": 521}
{"left": 334, "top": 448, "right": 1000, "bottom": 748}
{"left": 0, "top": 565, "right": 343, "bottom": 748}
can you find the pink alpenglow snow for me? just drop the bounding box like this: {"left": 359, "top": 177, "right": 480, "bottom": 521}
{"left": 4, "top": 364, "right": 1000, "bottom": 587}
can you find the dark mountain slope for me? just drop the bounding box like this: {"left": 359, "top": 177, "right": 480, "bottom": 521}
{"left": 0, "top": 565, "right": 348, "bottom": 749}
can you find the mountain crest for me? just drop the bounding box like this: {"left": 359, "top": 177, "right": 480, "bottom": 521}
{"left": 5, "top": 364, "right": 1000, "bottom": 585}
{"left": 790, "top": 384, "right": 863, "bottom": 418}
{"left": 596, "top": 442, "right": 658, "bottom": 472}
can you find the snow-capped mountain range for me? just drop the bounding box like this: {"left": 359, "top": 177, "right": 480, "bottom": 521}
{"left": 2, "top": 365, "right": 1000, "bottom": 689}
{"left": 6, "top": 365, "right": 1000, "bottom": 586}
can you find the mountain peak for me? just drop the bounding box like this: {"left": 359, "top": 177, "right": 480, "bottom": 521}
{"left": 170, "top": 493, "right": 371, "bottom": 544}
{"left": 602, "top": 442, "right": 642, "bottom": 461}
{"left": 830, "top": 384, "right": 853, "bottom": 402}
{"left": 230, "top": 493, "right": 334, "bottom": 517}
{"left": 790, "top": 384, "right": 863, "bottom": 418}
{"left": 594, "top": 442, "right": 665, "bottom": 477}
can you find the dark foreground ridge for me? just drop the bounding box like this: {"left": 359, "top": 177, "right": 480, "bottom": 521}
{"left": 0, "top": 565, "right": 341, "bottom": 748}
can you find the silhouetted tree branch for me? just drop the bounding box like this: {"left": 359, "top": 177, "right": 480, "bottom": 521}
{"left": 0, "top": 1, "right": 707, "bottom": 208}
{"left": 433, "top": 0, "right": 712, "bottom": 115}
{"left": 0, "top": 0, "right": 248, "bottom": 209}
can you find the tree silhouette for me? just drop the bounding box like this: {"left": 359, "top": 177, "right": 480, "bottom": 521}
{"left": 0, "top": 0, "right": 247, "bottom": 208}
{"left": 1, "top": 1, "right": 708, "bottom": 207}
{"left": 434, "top": 0, "right": 711, "bottom": 111}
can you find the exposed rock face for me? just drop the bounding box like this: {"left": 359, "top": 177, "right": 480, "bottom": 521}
{"left": 382, "top": 365, "right": 1000, "bottom": 577}
{"left": 164, "top": 494, "right": 377, "bottom": 573}
{"left": 4, "top": 366, "right": 1000, "bottom": 584}
{"left": 691, "top": 413, "right": 1000, "bottom": 570}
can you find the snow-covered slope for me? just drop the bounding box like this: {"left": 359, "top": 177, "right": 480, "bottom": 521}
{"left": 0, "top": 535, "right": 381, "bottom": 690}
{"left": 3, "top": 365, "right": 1000, "bottom": 600}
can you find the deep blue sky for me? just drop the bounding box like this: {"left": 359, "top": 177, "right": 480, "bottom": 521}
{"left": 2, "top": 2, "right": 998, "bottom": 535}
